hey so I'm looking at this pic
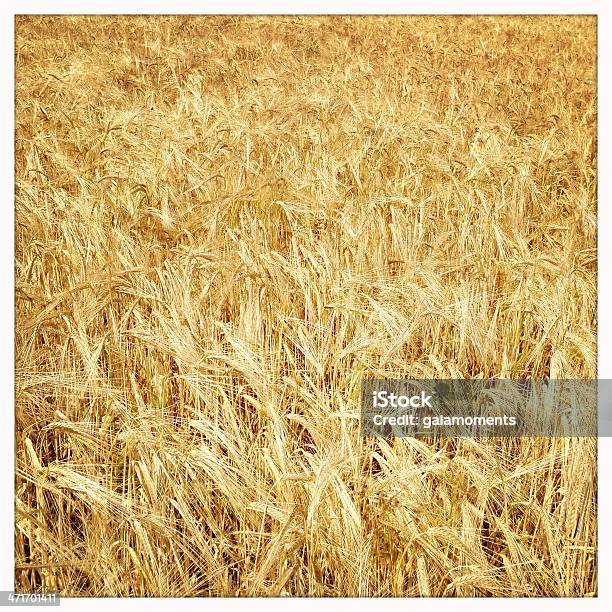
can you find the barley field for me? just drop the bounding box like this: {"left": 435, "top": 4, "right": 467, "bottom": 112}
{"left": 15, "top": 16, "right": 597, "bottom": 596}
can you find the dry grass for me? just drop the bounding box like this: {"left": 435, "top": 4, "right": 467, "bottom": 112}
{"left": 15, "top": 15, "right": 596, "bottom": 596}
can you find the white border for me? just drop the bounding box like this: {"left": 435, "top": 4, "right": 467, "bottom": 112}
{"left": 2, "top": 2, "right": 609, "bottom": 611}
{"left": 0, "top": 1, "right": 606, "bottom": 15}
{"left": 598, "top": 3, "right": 611, "bottom": 608}
{"left": 1, "top": 3, "right": 15, "bottom": 605}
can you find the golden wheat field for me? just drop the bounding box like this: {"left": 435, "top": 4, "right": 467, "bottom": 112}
{"left": 15, "top": 15, "right": 597, "bottom": 597}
